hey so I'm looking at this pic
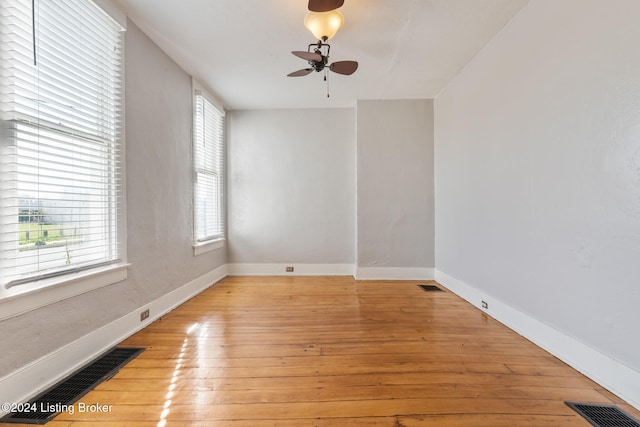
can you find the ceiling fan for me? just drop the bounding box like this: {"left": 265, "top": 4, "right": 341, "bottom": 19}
{"left": 287, "top": 40, "right": 358, "bottom": 78}
{"left": 287, "top": 0, "right": 357, "bottom": 96}
{"left": 308, "top": 0, "right": 344, "bottom": 12}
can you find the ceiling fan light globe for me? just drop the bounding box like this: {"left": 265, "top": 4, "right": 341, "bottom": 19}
{"left": 304, "top": 10, "right": 344, "bottom": 41}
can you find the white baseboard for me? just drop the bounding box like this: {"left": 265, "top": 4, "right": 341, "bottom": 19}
{"left": 0, "top": 264, "right": 228, "bottom": 413}
{"left": 355, "top": 267, "right": 434, "bottom": 281}
{"left": 434, "top": 269, "right": 640, "bottom": 411}
{"left": 227, "top": 263, "right": 355, "bottom": 277}
{"left": 226, "top": 264, "right": 435, "bottom": 281}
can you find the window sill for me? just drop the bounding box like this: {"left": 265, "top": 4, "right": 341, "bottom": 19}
{"left": 0, "top": 263, "right": 129, "bottom": 321}
{"left": 193, "top": 238, "right": 225, "bottom": 256}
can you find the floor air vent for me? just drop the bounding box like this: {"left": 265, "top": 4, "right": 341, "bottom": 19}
{"left": 418, "top": 284, "right": 443, "bottom": 292}
{"left": 566, "top": 402, "right": 640, "bottom": 427}
{"left": 1, "top": 347, "right": 144, "bottom": 425}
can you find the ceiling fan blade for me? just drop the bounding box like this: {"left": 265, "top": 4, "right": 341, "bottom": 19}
{"left": 330, "top": 60, "right": 358, "bottom": 75}
{"left": 308, "top": 0, "right": 344, "bottom": 12}
{"left": 287, "top": 68, "right": 313, "bottom": 77}
{"left": 292, "top": 51, "right": 322, "bottom": 62}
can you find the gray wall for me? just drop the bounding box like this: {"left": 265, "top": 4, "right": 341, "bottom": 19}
{"left": 227, "top": 108, "right": 356, "bottom": 264}
{"left": 0, "top": 21, "right": 226, "bottom": 377}
{"left": 435, "top": 0, "right": 640, "bottom": 373}
{"left": 227, "top": 102, "right": 436, "bottom": 270}
{"left": 357, "top": 99, "right": 435, "bottom": 269}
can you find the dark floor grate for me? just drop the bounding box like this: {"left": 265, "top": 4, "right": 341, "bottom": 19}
{"left": 1, "top": 347, "right": 144, "bottom": 424}
{"left": 566, "top": 402, "right": 640, "bottom": 427}
{"left": 418, "top": 284, "right": 443, "bottom": 292}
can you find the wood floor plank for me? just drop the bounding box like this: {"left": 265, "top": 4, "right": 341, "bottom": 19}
{"left": 125, "top": 352, "right": 566, "bottom": 370}
{"left": 396, "top": 414, "right": 586, "bottom": 426}
{"left": 85, "top": 383, "right": 608, "bottom": 406}
{"left": 4, "top": 276, "right": 635, "bottom": 427}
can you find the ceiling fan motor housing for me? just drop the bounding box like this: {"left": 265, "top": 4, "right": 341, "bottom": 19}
{"left": 311, "top": 54, "right": 328, "bottom": 72}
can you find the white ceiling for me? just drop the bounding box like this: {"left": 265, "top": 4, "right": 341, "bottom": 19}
{"left": 113, "top": 0, "right": 529, "bottom": 110}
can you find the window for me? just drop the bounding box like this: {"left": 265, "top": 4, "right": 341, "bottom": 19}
{"left": 193, "top": 85, "right": 225, "bottom": 250}
{"left": 0, "top": 0, "right": 125, "bottom": 289}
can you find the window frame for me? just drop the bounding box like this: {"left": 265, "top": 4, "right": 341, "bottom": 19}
{"left": 192, "top": 80, "right": 226, "bottom": 255}
{"left": 0, "top": 0, "right": 128, "bottom": 319}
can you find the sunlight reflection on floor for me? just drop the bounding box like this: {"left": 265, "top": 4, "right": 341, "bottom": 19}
{"left": 157, "top": 322, "right": 201, "bottom": 427}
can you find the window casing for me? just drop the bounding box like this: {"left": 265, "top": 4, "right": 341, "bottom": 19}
{"left": 0, "top": 0, "right": 125, "bottom": 290}
{"left": 193, "top": 86, "right": 225, "bottom": 247}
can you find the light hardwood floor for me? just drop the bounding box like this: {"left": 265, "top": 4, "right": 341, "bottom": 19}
{"left": 6, "top": 276, "right": 640, "bottom": 426}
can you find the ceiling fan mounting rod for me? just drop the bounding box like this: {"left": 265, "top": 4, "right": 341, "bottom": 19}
{"left": 309, "top": 41, "right": 330, "bottom": 56}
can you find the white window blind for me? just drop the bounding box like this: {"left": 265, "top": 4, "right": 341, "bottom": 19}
{"left": 0, "top": 0, "right": 124, "bottom": 287}
{"left": 193, "top": 91, "right": 225, "bottom": 242}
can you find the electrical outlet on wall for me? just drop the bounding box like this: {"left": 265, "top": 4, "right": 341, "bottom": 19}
{"left": 140, "top": 309, "right": 150, "bottom": 321}
{"left": 286, "top": 266, "right": 294, "bottom": 272}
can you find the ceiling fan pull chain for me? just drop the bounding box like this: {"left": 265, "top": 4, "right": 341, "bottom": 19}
{"left": 325, "top": 69, "right": 330, "bottom": 97}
